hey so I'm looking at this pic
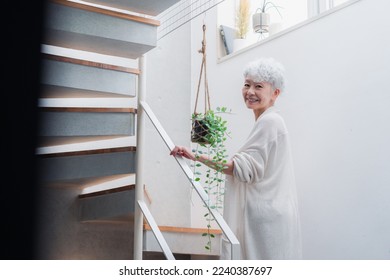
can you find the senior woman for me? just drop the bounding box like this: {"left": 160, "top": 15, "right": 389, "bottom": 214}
{"left": 170, "top": 57, "right": 302, "bottom": 260}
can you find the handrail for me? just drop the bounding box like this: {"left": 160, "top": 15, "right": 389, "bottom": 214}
{"left": 137, "top": 200, "right": 175, "bottom": 260}
{"left": 140, "top": 100, "right": 240, "bottom": 260}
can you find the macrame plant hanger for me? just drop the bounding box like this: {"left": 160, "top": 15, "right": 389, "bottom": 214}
{"left": 191, "top": 24, "right": 212, "bottom": 144}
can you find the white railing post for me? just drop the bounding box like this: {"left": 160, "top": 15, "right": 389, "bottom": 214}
{"left": 134, "top": 55, "right": 146, "bottom": 260}
{"left": 138, "top": 200, "right": 175, "bottom": 260}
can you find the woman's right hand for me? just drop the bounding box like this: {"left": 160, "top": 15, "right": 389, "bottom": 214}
{"left": 170, "top": 146, "right": 196, "bottom": 161}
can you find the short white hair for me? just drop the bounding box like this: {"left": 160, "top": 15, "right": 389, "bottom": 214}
{"left": 243, "top": 57, "right": 285, "bottom": 92}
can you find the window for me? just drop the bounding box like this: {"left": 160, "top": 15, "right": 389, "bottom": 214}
{"left": 218, "top": 0, "right": 357, "bottom": 56}
{"left": 218, "top": 0, "right": 308, "bottom": 55}
{"left": 308, "top": 0, "right": 351, "bottom": 16}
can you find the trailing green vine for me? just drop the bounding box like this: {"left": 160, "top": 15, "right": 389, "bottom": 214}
{"left": 191, "top": 106, "right": 231, "bottom": 251}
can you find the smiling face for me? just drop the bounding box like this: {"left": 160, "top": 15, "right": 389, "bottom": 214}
{"left": 242, "top": 78, "right": 281, "bottom": 119}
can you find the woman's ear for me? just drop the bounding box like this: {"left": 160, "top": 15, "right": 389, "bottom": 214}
{"left": 272, "top": 88, "right": 281, "bottom": 99}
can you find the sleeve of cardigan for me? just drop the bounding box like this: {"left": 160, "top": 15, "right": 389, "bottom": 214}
{"left": 232, "top": 150, "right": 266, "bottom": 184}
{"left": 231, "top": 112, "right": 283, "bottom": 185}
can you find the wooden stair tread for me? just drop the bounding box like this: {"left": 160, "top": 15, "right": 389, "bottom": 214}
{"left": 42, "top": 53, "right": 140, "bottom": 74}
{"left": 81, "top": 214, "right": 134, "bottom": 224}
{"left": 78, "top": 173, "right": 136, "bottom": 198}
{"left": 79, "top": 0, "right": 182, "bottom": 17}
{"left": 39, "top": 85, "right": 137, "bottom": 110}
{"left": 51, "top": 0, "right": 160, "bottom": 26}
{"left": 41, "top": 44, "right": 139, "bottom": 69}
{"left": 79, "top": 185, "right": 135, "bottom": 198}
{"left": 36, "top": 135, "right": 136, "bottom": 156}
{"left": 40, "top": 85, "right": 134, "bottom": 99}
{"left": 44, "top": 172, "right": 134, "bottom": 188}
{"left": 38, "top": 135, "right": 135, "bottom": 146}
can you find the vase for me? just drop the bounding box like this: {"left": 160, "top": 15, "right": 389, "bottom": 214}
{"left": 233, "top": 38, "right": 248, "bottom": 52}
{"left": 252, "top": 12, "right": 270, "bottom": 33}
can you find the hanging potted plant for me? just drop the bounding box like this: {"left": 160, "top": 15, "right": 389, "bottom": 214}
{"left": 191, "top": 26, "right": 231, "bottom": 147}
{"left": 252, "top": 0, "right": 283, "bottom": 34}
{"left": 190, "top": 24, "right": 232, "bottom": 252}
{"left": 191, "top": 24, "right": 212, "bottom": 145}
{"left": 191, "top": 24, "right": 229, "bottom": 146}
{"left": 233, "top": 0, "right": 251, "bottom": 52}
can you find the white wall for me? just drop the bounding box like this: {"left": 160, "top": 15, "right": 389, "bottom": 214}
{"left": 146, "top": 0, "right": 390, "bottom": 259}
{"left": 143, "top": 24, "right": 193, "bottom": 227}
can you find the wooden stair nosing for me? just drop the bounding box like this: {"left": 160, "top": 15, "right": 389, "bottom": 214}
{"left": 39, "top": 107, "right": 137, "bottom": 113}
{"left": 37, "top": 146, "right": 136, "bottom": 158}
{"left": 42, "top": 53, "right": 140, "bottom": 74}
{"left": 51, "top": 0, "right": 160, "bottom": 26}
{"left": 143, "top": 224, "right": 223, "bottom": 235}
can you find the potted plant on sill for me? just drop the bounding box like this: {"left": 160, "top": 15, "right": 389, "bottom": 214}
{"left": 234, "top": 0, "right": 251, "bottom": 52}
{"left": 252, "top": 0, "right": 283, "bottom": 34}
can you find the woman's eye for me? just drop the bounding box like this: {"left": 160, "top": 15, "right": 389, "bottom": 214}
{"left": 244, "top": 83, "right": 250, "bottom": 87}
{"left": 255, "top": 85, "right": 263, "bottom": 89}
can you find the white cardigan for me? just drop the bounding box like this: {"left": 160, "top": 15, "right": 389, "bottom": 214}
{"left": 220, "top": 106, "right": 302, "bottom": 260}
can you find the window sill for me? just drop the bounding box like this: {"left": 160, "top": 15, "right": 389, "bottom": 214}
{"left": 217, "top": 0, "right": 361, "bottom": 64}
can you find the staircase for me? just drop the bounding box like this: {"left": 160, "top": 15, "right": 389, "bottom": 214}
{"left": 35, "top": 0, "right": 223, "bottom": 260}
{"left": 37, "top": 0, "right": 162, "bottom": 260}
